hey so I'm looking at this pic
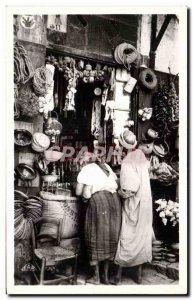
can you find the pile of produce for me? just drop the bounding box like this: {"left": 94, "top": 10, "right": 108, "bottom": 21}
{"left": 152, "top": 79, "right": 179, "bottom": 134}
{"left": 14, "top": 190, "right": 43, "bottom": 240}
{"left": 16, "top": 84, "right": 39, "bottom": 117}
{"left": 150, "top": 156, "right": 178, "bottom": 186}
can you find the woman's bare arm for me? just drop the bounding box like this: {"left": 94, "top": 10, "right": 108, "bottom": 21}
{"left": 75, "top": 183, "right": 84, "bottom": 196}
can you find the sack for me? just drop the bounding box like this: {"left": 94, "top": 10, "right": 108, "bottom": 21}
{"left": 40, "top": 193, "right": 81, "bottom": 239}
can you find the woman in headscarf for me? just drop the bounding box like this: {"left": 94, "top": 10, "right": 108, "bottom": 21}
{"left": 113, "top": 129, "right": 153, "bottom": 284}
{"left": 76, "top": 151, "right": 121, "bottom": 285}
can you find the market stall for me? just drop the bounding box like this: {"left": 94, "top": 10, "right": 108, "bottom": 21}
{"left": 13, "top": 14, "right": 179, "bottom": 284}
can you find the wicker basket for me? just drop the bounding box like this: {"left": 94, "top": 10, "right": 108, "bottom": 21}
{"left": 46, "top": 111, "right": 62, "bottom": 132}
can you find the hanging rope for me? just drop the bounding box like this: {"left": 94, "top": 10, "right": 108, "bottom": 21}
{"left": 14, "top": 42, "right": 34, "bottom": 86}
{"left": 33, "top": 66, "right": 47, "bottom": 96}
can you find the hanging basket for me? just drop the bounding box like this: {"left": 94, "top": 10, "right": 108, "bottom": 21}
{"left": 45, "top": 111, "right": 63, "bottom": 133}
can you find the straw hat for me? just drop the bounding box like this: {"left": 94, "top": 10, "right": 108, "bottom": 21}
{"left": 118, "top": 129, "right": 137, "bottom": 150}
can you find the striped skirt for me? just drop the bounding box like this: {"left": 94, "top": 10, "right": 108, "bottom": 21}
{"left": 84, "top": 191, "right": 121, "bottom": 264}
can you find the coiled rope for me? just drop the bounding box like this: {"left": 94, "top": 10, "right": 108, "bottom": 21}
{"left": 33, "top": 66, "right": 47, "bottom": 96}
{"left": 14, "top": 42, "right": 34, "bottom": 86}
{"left": 114, "top": 42, "right": 138, "bottom": 69}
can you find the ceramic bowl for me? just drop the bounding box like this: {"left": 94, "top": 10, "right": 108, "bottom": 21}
{"left": 44, "top": 150, "right": 63, "bottom": 162}
{"left": 55, "top": 189, "right": 72, "bottom": 197}
{"left": 14, "top": 129, "right": 32, "bottom": 146}
{"left": 16, "top": 164, "right": 36, "bottom": 181}
{"left": 42, "top": 174, "right": 58, "bottom": 183}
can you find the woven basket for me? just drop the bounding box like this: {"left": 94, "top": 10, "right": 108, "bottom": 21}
{"left": 46, "top": 111, "right": 62, "bottom": 132}
{"left": 39, "top": 192, "right": 81, "bottom": 239}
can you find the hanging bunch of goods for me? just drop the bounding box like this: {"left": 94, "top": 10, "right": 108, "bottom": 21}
{"left": 31, "top": 132, "right": 50, "bottom": 152}
{"left": 59, "top": 56, "right": 78, "bottom": 111}
{"left": 168, "top": 76, "right": 179, "bottom": 124}
{"left": 114, "top": 42, "right": 139, "bottom": 70}
{"left": 14, "top": 42, "right": 34, "bottom": 99}
{"left": 49, "top": 54, "right": 113, "bottom": 84}
{"left": 37, "top": 64, "right": 55, "bottom": 118}
{"left": 125, "top": 120, "right": 134, "bottom": 128}
{"left": 152, "top": 79, "right": 179, "bottom": 134}
{"left": 14, "top": 190, "right": 43, "bottom": 240}
{"left": 150, "top": 156, "right": 178, "bottom": 186}
{"left": 44, "top": 111, "right": 63, "bottom": 143}
{"left": 155, "top": 199, "right": 179, "bottom": 227}
{"left": 16, "top": 83, "right": 39, "bottom": 118}
{"left": 45, "top": 54, "right": 115, "bottom": 112}
{"left": 104, "top": 101, "right": 116, "bottom": 126}
{"left": 91, "top": 100, "right": 102, "bottom": 139}
{"left": 139, "top": 68, "right": 157, "bottom": 90}
{"left": 138, "top": 107, "right": 153, "bottom": 121}
{"left": 45, "top": 55, "right": 58, "bottom": 66}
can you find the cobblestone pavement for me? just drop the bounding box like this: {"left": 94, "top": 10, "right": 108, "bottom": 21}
{"left": 77, "top": 264, "right": 178, "bottom": 285}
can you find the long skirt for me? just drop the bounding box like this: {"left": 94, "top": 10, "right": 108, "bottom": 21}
{"left": 85, "top": 191, "right": 121, "bottom": 264}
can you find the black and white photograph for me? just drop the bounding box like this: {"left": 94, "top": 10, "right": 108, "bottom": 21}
{"left": 5, "top": 5, "right": 188, "bottom": 295}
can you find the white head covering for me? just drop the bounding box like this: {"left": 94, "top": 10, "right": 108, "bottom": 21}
{"left": 118, "top": 129, "right": 137, "bottom": 150}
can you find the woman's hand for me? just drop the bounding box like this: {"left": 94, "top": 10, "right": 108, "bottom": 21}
{"left": 83, "top": 185, "right": 93, "bottom": 199}
{"left": 75, "top": 183, "right": 84, "bottom": 196}
{"left": 118, "top": 189, "right": 135, "bottom": 199}
{"left": 76, "top": 183, "right": 93, "bottom": 200}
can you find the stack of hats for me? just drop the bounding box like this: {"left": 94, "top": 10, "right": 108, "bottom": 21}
{"left": 152, "top": 240, "right": 163, "bottom": 262}
{"left": 32, "top": 132, "right": 50, "bottom": 152}
{"left": 161, "top": 243, "right": 178, "bottom": 263}
{"left": 168, "top": 243, "right": 179, "bottom": 263}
